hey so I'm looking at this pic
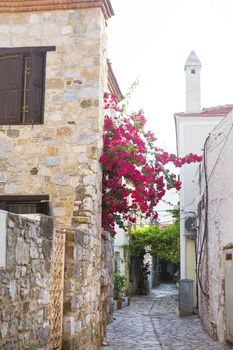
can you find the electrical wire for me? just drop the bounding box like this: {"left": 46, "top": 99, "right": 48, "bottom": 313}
{"left": 197, "top": 135, "right": 210, "bottom": 298}
{"left": 197, "top": 123, "right": 233, "bottom": 298}
{"left": 180, "top": 198, "right": 196, "bottom": 212}
{"left": 205, "top": 124, "right": 233, "bottom": 185}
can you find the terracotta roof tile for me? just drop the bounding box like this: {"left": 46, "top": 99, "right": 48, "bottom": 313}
{"left": 176, "top": 104, "right": 233, "bottom": 117}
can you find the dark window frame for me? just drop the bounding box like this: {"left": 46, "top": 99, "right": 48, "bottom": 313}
{"left": 0, "top": 194, "right": 50, "bottom": 216}
{"left": 0, "top": 46, "right": 55, "bottom": 125}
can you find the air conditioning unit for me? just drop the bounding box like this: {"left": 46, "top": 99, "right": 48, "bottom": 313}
{"left": 184, "top": 216, "right": 197, "bottom": 239}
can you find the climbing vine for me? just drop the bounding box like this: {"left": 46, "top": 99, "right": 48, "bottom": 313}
{"left": 100, "top": 90, "right": 202, "bottom": 236}
{"left": 130, "top": 208, "right": 180, "bottom": 264}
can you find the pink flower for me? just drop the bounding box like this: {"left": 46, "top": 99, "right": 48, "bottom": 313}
{"left": 101, "top": 92, "right": 202, "bottom": 236}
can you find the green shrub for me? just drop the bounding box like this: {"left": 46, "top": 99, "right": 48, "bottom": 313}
{"left": 113, "top": 269, "right": 126, "bottom": 300}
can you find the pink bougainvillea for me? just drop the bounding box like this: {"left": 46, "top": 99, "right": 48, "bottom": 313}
{"left": 100, "top": 92, "right": 202, "bottom": 236}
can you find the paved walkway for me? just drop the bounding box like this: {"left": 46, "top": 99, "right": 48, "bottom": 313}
{"left": 102, "top": 284, "right": 228, "bottom": 350}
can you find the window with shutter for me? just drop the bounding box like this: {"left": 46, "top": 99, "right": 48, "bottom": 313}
{"left": 0, "top": 54, "right": 23, "bottom": 124}
{"left": 0, "top": 195, "right": 50, "bottom": 215}
{"left": 0, "top": 46, "right": 55, "bottom": 125}
{"left": 27, "top": 50, "right": 45, "bottom": 124}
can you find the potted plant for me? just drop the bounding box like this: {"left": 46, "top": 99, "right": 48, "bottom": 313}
{"left": 113, "top": 269, "right": 126, "bottom": 309}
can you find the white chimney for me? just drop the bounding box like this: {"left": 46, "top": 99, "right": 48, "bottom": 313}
{"left": 185, "top": 51, "right": 201, "bottom": 113}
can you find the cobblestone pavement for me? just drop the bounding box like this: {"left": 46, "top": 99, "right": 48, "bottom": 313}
{"left": 102, "top": 283, "right": 228, "bottom": 350}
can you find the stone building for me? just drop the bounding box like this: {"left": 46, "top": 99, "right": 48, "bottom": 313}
{"left": 0, "top": 1, "right": 122, "bottom": 349}
{"left": 196, "top": 110, "right": 233, "bottom": 347}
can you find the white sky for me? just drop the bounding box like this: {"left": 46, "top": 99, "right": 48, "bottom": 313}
{"left": 108, "top": 0, "right": 233, "bottom": 153}
{"left": 107, "top": 0, "right": 233, "bottom": 222}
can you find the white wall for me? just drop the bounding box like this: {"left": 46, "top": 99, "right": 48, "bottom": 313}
{"left": 197, "top": 111, "right": 233, "bottom": 344}
{"left": 114, "top": 225, "right": 128, "bottom": 246}
{"left": 114, "top": 225, "right": 129, "bottom": 276}
{"left": 175, "top": 115, "right": 222, "bottom": 279}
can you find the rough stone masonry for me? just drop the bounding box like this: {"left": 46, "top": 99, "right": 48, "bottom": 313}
{"left": 0, "top": 212, "right": 53, "bottom": 349}
{"left": 0, "top": 1, "right": 115, "bottom": 349}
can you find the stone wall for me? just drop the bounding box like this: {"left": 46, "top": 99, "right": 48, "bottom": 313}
{"left": 0, "top": 211, "right": 53, "bottom": 349}
{"left": 0, "top": 8, "right": 107, "bottom": 228}
{"left": 0, "top": 211, "right": 113, "bottom": 350}
{"left": 63, "top": 227, "right": 102, "bottom": 350}
{"left": 63, "top": 230, "right": 114, "bottom": 349}
{"left": 196, "top": 111, "right": 233, "bottom": 345}
{"left": 101, "top": 236, "right": 114, "bottom": 325}
{"left": 0, "top": 6, "right": 112, "bottom": 350}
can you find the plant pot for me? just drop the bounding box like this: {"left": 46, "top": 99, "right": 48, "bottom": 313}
{"left": 122, "top": 297, "right": 127, "bottom": 307}
{"left": 117, "top": 299, "right": 123, "bottom": 309}
{"left": 112, "top": 299, "right": 117, "bottom": 311}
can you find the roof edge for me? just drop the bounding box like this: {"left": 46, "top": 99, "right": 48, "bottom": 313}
{"left": 107, "top": 60, "right": 124, "bottom": 100}
{"left": 175, "top": 113, "right": 228, "bottom": 118}
{"left": 0, "top": 0, "right": 114, "bottom": 20}
{"left": 175, "top": 104, "right": 233, "bottom": 118}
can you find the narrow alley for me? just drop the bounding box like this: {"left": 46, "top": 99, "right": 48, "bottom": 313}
{"left": 102, "top": 284, "right": 228, "bottom": 350}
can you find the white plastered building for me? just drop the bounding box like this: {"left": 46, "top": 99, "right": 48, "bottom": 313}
{"left": 174, "top": 51, "right": 231, "bottom": 305}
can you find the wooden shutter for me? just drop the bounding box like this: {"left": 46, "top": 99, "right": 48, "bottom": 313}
{"left": 0, "top": 54, "right": 23, "bottom": 124}
{"left": 26, "top": 50, "right": 45, "bottom": 123}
